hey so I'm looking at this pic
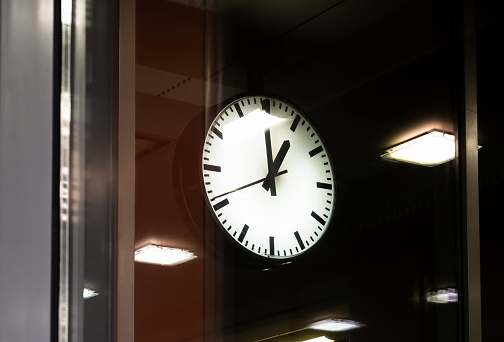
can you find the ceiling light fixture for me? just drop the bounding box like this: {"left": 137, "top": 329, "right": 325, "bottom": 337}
{"left": 307, "top": 318, "right": 362, "bottom": 332}
{"left": 134, "top": 244, "right": 197, "bottom": 266}
{"left": 381, "top": 130, "right": 455, "bottom": 167}
{"left": 427, "top": 288, "right": 458, "bottom": 303}
{"left": 302, "top": 336, "right": 334, "bottom": 342}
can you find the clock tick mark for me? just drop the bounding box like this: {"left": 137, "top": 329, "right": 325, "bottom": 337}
{"left": 204, "top": 164, "right": 221, "bottom": 172}
{"left": 306, "top": 126, "right": 311, "bottom": 131}
{"left": 314, "top": 231, "right": 319, "bottom": 237}
{"left": 261, "top": 99, "right": 270, "bottom": 113}
{"left": 310, "top": 236, "right": 314, "bottom": 242}
{"left": 309, "top": 146, "right": 323, "bottom": 157}
{"left": 294, "top": 231, "right": 305, "bottom": 250}
{"left": 222, "top": 219, "right": 227, "bottom": 224}
{"left": 290, "top": 114, "right": 301, "bottom": 132}
{"left": 204, "top": 149, "right": 210, "bottom": 153}
{"left": 314, "top": 139, "right": 319, "bottom": 144}
{"left": 317, "top": 182, "right": 332, "bottom": 190}
{"left": 211, "top": 127, "right": 223, "bottom": 140}
{"left": 269, "top": 236, "right": 275, "bottom": 256}
{"left": 318, "top": 226, "right": 323, "bottom": 231}
{"left": 234, "top": 103, "right": 244, "bottom": 118}
{"left": 311, "top": 211, "right": 326, "bottom": 226}
{"left": 238, "top": 224, "right": 249, "bottom": 243}
{"left": 311, "top": 133, "right": 315, "bottom": 137}
{"left": 213, "top": 198, "right": 229, "bottom": 211}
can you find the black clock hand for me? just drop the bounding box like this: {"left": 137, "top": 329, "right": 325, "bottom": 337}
{"left": 264, "top": 128, "right": 277, "bottom": 196}
{"left": 262, "top": 140, "right": 290, "bottom": 191}
{"left": 210, "top": 170, "right": 288, "bottom": 202}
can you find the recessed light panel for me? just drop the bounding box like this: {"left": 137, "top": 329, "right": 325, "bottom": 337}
{"left": 308, "top": 318, "right": 362, "bottom": 332}
{"left": 381, "top": 131, "right": 455, "bottom": 167}
{"left": 302, "top": 337, "right": 334, "bottom": 342}
{"left": 134, "top": 244, "right": 197, "bottom": 266}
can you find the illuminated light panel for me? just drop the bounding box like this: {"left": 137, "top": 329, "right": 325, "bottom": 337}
{"left": 223, "top": 109, "right": 286, "bottom": 144}
{"left": 308, "top": 318, "right": 362, "bottom": 332}
{"left": 302, "top": 337, "right": 334, "bottom": 342}
{"left": 134, "top": 244, "right": 197, "bottom": 266}
{"left": 381, "top": 131, "right": 455, "bottom": 167}
{"left": 427, "top": 288, "right": 458, "bottom": 303}
{"left": 83, "top": 288, "right": 99, "bottom": 299}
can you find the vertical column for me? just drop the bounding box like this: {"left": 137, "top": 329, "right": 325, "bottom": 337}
{"left": 0, "top": 1, "right": 55, "bottom": 342}
{"left": 458, "top": 0, "right": 481, "bottom": 341}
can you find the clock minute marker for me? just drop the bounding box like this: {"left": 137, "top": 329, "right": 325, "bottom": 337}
{"left": 309, "top": 145, "right": 323, "bottom": 157}
{"left": 290, "top": 114, "right": 301, "bottom": 132}
{"left": 316, "top": 182, "right": 332, "bottom": 190}
{"left": 213, "top": 198, "right": 229, "bottom": 211}
{"left": 203, "top": 164, "right": 221, "bottom": 172}
{"left": 294, "top": 231, "right": 305, "bottom": 250}
{"left": 261, "top": 99, "right": 270, "bottom": 113}
{"left": 211, "top": 127, "right": 223, "bottom": 140}
{"left": 311, "top": 211, "right": 326, "bottom": 226}
{"left": 234, "top": 103, "right": 244, "bottom": 118}
{"left": 269, "top": 237, "right": 275, "bottom": 256}
{"left": 238, "top": 224, "right": 249, "bottom": 243}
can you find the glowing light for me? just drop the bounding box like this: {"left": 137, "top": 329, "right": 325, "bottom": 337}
{"left": 302, "top": 337, "right": 334, "bottom": 342}
{"left": 308, "top": 318, "right": 362, "bottom": 332}
{"left": 83, "top": 288, "right": 99, "bottom": 299}
{"left": 223, "top": 109, "right": 285, "bottom": 144}
{"left": 134, "top": 244, "right": 197, "bottom": 266}
{"left": 381, "top": 130, "right": 455, "bottom": 167}
{"left": 427, "top": 288, "right": 458, "bottom": 303}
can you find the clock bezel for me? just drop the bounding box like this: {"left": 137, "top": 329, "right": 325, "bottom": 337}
{"left": 201, "top": 92, "right": 337, "bottom": 264}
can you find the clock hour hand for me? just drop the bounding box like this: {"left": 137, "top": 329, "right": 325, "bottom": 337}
{"left": 262, "top": 140, "right": 290, "bottom": 192}
{"left": 264, "top": 129, "right": 277, "bottom": 196}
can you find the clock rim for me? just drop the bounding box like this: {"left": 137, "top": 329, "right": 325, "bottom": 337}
{"left": 201, "top": 92, "right": 337, "bottom": 263}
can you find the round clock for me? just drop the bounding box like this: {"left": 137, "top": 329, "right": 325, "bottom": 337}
{"left": 202, "top": 95, "right": 336, "bottom": 260}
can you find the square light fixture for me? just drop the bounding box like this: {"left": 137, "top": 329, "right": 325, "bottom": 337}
{"left": 307, "top": 318, "right": 362, "bottom": 332}
{"left": 427, "top": 288, "right": 458, "bottom": 303}
{"left": 134, "top": 244, "right": 197, "bottom": 266}
{"left": 381, "top": 130, "right": 455, "bottom": 167}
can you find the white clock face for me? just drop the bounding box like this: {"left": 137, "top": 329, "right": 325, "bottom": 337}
{"left": 202, "top": 95, "right": 335, "bottom": 260}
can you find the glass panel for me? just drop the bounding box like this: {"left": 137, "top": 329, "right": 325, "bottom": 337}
{"left": 476, "top": 2, "right": 504, "bottom": 342}
{"left": 134, "top": 1, "right": 465, "bottom": 342}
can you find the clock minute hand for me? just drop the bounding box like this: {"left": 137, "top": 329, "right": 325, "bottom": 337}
{"left": 210, "top": 170, "right": 288, "bottom": 202}
{"left": 262, "top": 140, "right": 290, "bottom": 191}
{"left": 264, "top": 129, "right": 277, "bottom": 196}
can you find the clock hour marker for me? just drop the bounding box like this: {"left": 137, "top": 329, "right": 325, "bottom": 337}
{"left": 309, "top": 146, "right": 323, "bottom": 157}
{"left": 234, "top": 103, "right": 244, "bottom": 118}
{"left": 213, "top": 198, "right": 229, "bottom": 211}
{"left": 294, "top": 231, "right": 305, "bottom": 250}
{"left": 238, "top": 224, "right": 249, "bottom": 243}
{"left": 311, "top": 211, "right": 326, "bottom": 226}
{"left": 261, "top": 99, "right": 270, "bottom": 114}
{"left": 269, "top": 236, "right": 275, "bottom": 256}
{"left": 204, "top": 164, "right": 221, "bottom": 172}
{"left": 290, "top": 114, "right": 301, "bottom": 132}
{"left": 317, "top": 182, "right": 332, "bottom": 190}
{"left": 211, "top": 126, "right": 223, "bottom": 140}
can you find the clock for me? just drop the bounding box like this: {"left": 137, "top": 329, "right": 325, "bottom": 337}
{"left": 202, "top": 95, "right": 336, "bottom": 260}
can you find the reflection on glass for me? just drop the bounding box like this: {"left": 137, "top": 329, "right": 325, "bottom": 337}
{"left": 134, "top": 244, "right": 197, "bottom": 266}
{"left": 427, "top": 288, "right": 458, "bottom": 303}
{"left": 307, "top": 318, "right": 362, "bottom": 332}
{"left": 381, "top": 130, "right": 455, "bottom": 166}
{"left": 83, "top": 288, "right": 99, "bottom": 299}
